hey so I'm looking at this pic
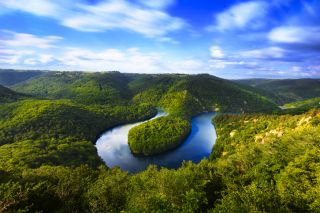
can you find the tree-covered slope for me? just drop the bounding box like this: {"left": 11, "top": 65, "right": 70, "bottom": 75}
{"left": 10, "top": 71, "right": 279, "bottom": 156}
{"left": 12, "top": 71, "right": 278, "bottom": 115}
{"left": 128, "top": 116, "right": 191, "bottom": 155}
{"left": 1, "top": 70, "right": 320, "bottom": 211}
{"left": 0, "top": 84, "right": 27, "bottom": 104}
{"left": 211, "top": 109, "right": 320, "bottom": 212}
{"left": 0, "top": 69, "right": 44, "bottom": 86}
{"left": 283, "top": 97, "right": 320, "bottom": 109}
{"left": 133, "top": 74, "right": 279, "bottom": 116}
{"left": 1, "top": 109, "right": 319, "bottom": 212}
{"left": 234, "top": 78, "right": 320, "bottom": 103}
{"left": 0, "top": 99, "right": 156, "bottom": 169}
{"left": 13, "top": 71, "right": 132, "bottom": 104}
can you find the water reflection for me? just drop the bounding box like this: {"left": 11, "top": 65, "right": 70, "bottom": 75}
{"left": 96, "top": 112, "right": 216, "bottom": 172}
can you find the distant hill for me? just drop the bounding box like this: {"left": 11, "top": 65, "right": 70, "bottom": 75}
{"left": 284, "top": 97, "right": 320, "bottom": 110}
{"left": 13, "top": 71, "right": 132, "bottom": 104}
{"left": 0, "top": 69, "right": 44, "bottom": 86}
{"left": 131, "top": 74, "right": 279, "bottom": 115}
{"left": 234, "top": 79, "right": 320, "bottom": 104}
{"left": 0, "top": 84, "right": 27, "bottom": 103}
{"left": 13, "top": 71, "right": 279, "bottom": 115}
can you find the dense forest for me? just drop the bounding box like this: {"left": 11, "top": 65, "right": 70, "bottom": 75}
{"left": 234, "top": 78, "right": 320, "bottom": 104}
{"left": 11, "top": 71, "right": 279, "bottom": 115}
{"left": 0, "top": 70, "right": 319, "bottom": 212}
{"left": 0, "top": 85, "right": 28, "bottom": 104}
{"left": 128, "top": 116, "right": 191, "bottom": 155}
{"left": 283, "top": 97, "right": 320, "bottom": 110}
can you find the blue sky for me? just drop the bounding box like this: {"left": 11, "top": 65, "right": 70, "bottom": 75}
{"left": 0, "top": 0, "right": 319, "bottom": 78}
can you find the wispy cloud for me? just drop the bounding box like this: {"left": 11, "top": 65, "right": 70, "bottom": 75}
{"left": 0, "top": 42, "right": 208, "bottom": 74}
{"left": 240, "top": 46, "right": 286, "bottom": 59}
{"left": 268, "top": 26, "right": 320, "bottom": 45}
{"left": 1, "top": 30, "right": 63, "bottom": 49}
{"left": 64, "top": 0, "right": 185, "bottom": 37}
{"left": 56, "top": 47, "right": 208, "bottom": 74}
{"left": 0, "top": 49, "right": 34, "bottom": 65}
{"left": 0, "top": 0, "right": 186, "bottom": 38}
{"left": 0, "top": 0, "right": 60, "bottom": 17}
{"left": 138, "top": 0, "right": 175, "bottom": 9}
{"left": 1, "top": 0, "right": 319, "bottom": 79}
{"left": 210, "top": 46, "right": 225, "bottom": 58}
{"left": 209, "top": 1, "right": 269, "bottom": 31}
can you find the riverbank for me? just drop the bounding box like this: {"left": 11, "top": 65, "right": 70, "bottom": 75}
{"left": 96, "top": 112, "right": 216, "bottom": 172}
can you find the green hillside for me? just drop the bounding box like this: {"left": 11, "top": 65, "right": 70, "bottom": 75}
{"left": 0, "top": 99, "right": 156, "bottom": 169}
{"left": 13, "top": 72, "right": 279, "bottom": 115}
{"left": 232, "top": 80, "right": 291, "bottom": 105}
{"left": 0, "top": 70, "right": 319, "bottom": 212}
{"left": 234, "top": 78, "right": 320, "bottom": 104}
{"left": 0, "top": 69, "right": 44, "bottom": 86}
{"left": 210, "top": 109, "right": 320, "bottom": 212}
{"left": 156, "top": 74, "right": 279, "bottom": 116}
{"left": 13, "top": 71, "right": 132, "bottom": 104}
{"left": 130, "top": 74, "right": 279, "bottom": 115}
{"left": 9, "top": 71, "right": 280, "bottom": 156}
{"left": 0, "top": 84, "right": 27, "bottom": 103}
{"left": 283, "top": 97, "right": 320, "bottom": 109}
{"left": 1, "top": 106, "right": 319, "bottom": 212}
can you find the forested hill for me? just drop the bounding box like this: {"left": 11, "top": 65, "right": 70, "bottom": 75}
{"left": 234, "top": 78, "right": 320, "bottom": 104}
{"left": 0, "top": 84, "right": 27, "bottom": 103}
{"left": 1, "top": 70, "right": 320, "bottom": 212}
{"left": 11, "top": 71, "right": 278, "bottom": 115}
{"left": 0, "top": 69, "right": 44, "bottom": 86}
{"left": 284, "top": 97, "right": 320, "bottom": 109}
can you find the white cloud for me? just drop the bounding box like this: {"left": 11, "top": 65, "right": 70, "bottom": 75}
{"left": 80, "top": 48, "right": 205, "bottom": 73}
{"left": 305, "top": 65, "right": 320, "bottom": 77}
{"left": 24, "top": 58, "right": 38, "bottom": 65}
{"left": 0, "top": 0, "right": 60, "bottom": 17}
{"left": 210, "top": 46, "right": 225, "bottom": 58}
{"left": 0, "top": 0, "right": 185, "bottom": 38}
{"left": 212, "top": 1, "right": 268, "bottom": 31}
{"left": 158, "top": 37, "right": 180, "bottom": 44}
{"left": 268, "top": 26, "right": 320, "bottom": 44}
{"left": 62, "top": 0, "right": 185, "bottom": 37}
{"left": 1, "top": 30, "right": 62, "bottom": 49}
{"left": 209, "top": 59, "right": 245, "bottom": 69}
{"left": 2, "top": 46, "right": 208, "bottom": 74}
{"left": 292, "top": 66, "right": 302, "bottom": 72}
{"left": 0, "top": 49, "right": 34, "bottom": 64}
{"left": 240, "top": 46, "right": 286, "bottom": 59}
{"left": 169, "top": 59, "right": 206, "bottom": 74}
{"left": 138, "top": 0, "right": 175, "bottom": 9}
{"left": 38, "top": 54, "right": 56, "bottom": 64}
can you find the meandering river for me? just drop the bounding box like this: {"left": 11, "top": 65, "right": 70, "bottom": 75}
{"left": 96, "top": 111, "right": 216, "bottom": 172}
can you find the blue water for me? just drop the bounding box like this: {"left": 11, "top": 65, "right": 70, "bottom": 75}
{"left": 96, "top": 112, "right": 216, "bottom": 172}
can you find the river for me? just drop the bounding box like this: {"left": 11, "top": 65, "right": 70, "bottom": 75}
{"left": 96, "top": 111, "right": 216, "bottom": 172}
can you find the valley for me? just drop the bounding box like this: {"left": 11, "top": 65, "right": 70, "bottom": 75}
{"left": 0, "top": 69, "right": 319, "bottom": 212}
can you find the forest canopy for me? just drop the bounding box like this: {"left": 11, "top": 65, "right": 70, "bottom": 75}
{"left": 0, "top": 70, "right": 319, "bottom": 212}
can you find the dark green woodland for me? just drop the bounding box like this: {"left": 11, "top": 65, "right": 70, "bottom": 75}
{"left": 0, "top": 69, "right": 319, "bottom": 212}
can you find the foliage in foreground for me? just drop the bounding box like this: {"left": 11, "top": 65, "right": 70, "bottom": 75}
{"left": 1, "top": 71, "right": 320, "bottom": 212}
{"left": 211, "top": 109, "right": 320, "bottom": 212}
{"left": 128, "top": 116, "right": 191, "bottom": 155}
{"left": 1, "top": 109, "right": 319, "bottom": 212}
